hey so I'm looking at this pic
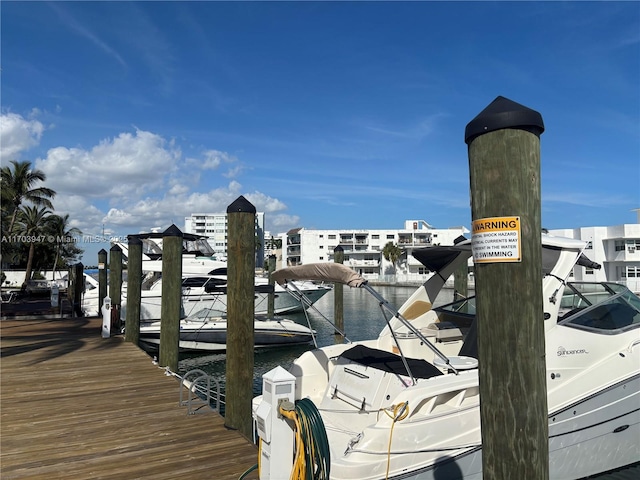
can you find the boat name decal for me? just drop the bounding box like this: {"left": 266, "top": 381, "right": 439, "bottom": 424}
{"left": 557, "top": 346, "right": 588, "bottom": 357}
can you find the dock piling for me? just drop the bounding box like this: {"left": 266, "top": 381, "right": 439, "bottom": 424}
{"left": 333, "top": 246, "right": 345, "bottom": 337}
{"left": 109, "top": 245, "right": 123, "bottom": 331}
{"left": 69, "top": 262, "right": 84, "bottom": 317}
{"left": 267, "top": 254, "right": 276, "bottom": 319}
{"left": 97, "top": 249, "right": 107, "bottom": 316}
{"left": 159, "top": 225, "right": 183, "bottom": 372}
{"left": 465, "top": 95, "right": 548, "bottom": 479}
{"left": 125, "top": 235, "right": 142, "bottom": 344}
{"left": 224, "top": 195, "right": 256, "bottom": 440}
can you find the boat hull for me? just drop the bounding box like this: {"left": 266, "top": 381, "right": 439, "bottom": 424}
{"left": 322, "top": 374, "right": 640, "bottom": 480}
{"left": 139, "top": 318, "right": 315, "bottom": 353}
{"left": 83, "top": 283, "right": 330, "bottom": 319}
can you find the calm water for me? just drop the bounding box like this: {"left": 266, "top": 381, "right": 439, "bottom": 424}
{"left": 177, "top": 285, "right": 454, "bottom": 397}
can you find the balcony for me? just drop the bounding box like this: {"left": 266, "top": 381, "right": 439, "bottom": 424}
{"left": 347, "top": 259, "right": 380, "bottom": 267}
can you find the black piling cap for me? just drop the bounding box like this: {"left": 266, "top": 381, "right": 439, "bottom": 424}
{"left": 162, "top": 224, "right": 183, "bottom": 237}
{"left": 98, "top": 248, "right": 107, "bottom": 255}
{"left": 128, "top": 235, "right": 143, "bottom": 245}
{"left": 110, "top": 244, "right": 122, "bottom": 252}
{"left": 227, "top": 195, "right": 256, "bottom": 214}
{"left": 334, "top": 245, "right": 344, "bottom": 253}
{"left": 465, "top": 96, "right": 544, "bottom": 145}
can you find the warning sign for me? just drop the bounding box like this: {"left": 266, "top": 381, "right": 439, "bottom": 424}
{"left": 471, "top": 216, "right": 521, "bottom": 263}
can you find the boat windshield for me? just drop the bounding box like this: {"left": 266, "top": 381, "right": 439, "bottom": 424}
{"left": 183, "top": 237, "right": 216, "bottom": 257}
{"left": 433, "top": 296, "right": 477, "bottom": 330}
{"left": 434, "top": 282, "right": 640, "bottom": 335}
{"left": 137, "top": 235, "right": 216, "bottom": 258}
{"left": 559, "top": 285, "right": 640, "bottom": 334}
{"left": 558, "top": 282, "right": 628, "bottom": 312}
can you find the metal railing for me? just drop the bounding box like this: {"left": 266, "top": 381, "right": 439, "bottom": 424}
{"left": 179, "top": 369, "right": 221, "bottom": 415}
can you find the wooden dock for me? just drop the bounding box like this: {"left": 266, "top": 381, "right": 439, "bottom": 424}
{"left": 0, "top": 316, "right": 259, "bottom": 480}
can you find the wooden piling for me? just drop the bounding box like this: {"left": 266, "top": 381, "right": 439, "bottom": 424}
{"left": 453, "top": 263, "right": 468, "bottom": 301}
{"left": 159, "top": 225, "right": 183, "bottom": 372}
{"left": 465, "top": 96, "right": 548, "bottom": 479}
{"left": 224, "top": 195, "right": 256, "bottom": 439}
{"left": 125, "top": 235, "right": 142, "bottom": 344}
{"left": 109, "top": 245, "right": 123, "bottom": 332}
{"left": 267, "top": 254, "right": 276, "bottom": 319}
{"left": 97, "top": 248, "right": 107, "bottom": 316}
{"left": 69, "top": 262, "right": 84, "bottom": 317}
{"left": 333, "top": 246, "right": 345, "bottom": 336}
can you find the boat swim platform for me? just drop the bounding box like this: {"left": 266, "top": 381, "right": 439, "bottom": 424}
{"left": 0, "top": 316, "right": 259, "bottom": 480}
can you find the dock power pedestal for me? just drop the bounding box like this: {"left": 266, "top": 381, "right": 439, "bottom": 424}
{"left": 254, "top": 366, "right": 296, "bottom": 480}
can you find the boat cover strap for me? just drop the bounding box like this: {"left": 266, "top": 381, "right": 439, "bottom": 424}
{"left": 339, "top": 345, "right": 443, "bottom": 379}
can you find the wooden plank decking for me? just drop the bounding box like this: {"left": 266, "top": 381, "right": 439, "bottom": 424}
{"left": 0, "top": 316, "right": 259, "bottom": 480}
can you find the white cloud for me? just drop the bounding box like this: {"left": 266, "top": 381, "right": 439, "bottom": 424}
{"left": 3, "top": 119, "right": 298, "bottom": 255}
{"left": 201, "top": 149, "right": 237, "bottom": 170}
{"left": 270, "top": 213, "right": 301, "bottom": 229}
{"left": 244, "top": 191, "right": 287, "bottom": 213}
{"left": 36, "top": 129, "right": 179, "bottom": 199}
{"left": 223, "top": 164, "right": 245, "bottom": 178}
{"left": 0, "top": 112, "right": 45, "bottom": 163}
{"left": 185, "top": 149, "right": 243, "bottom": 178}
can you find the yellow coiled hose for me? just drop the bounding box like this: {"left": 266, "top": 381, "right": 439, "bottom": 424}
{"left": 277, "top": 398, "right": 330, "bottom": 480}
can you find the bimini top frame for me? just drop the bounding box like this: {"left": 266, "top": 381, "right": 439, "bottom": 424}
{"left": 272, "top": 262, "right": 458, "bottom": 380}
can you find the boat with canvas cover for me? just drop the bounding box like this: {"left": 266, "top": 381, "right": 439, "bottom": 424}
{"left": 252, "top": 233, "right": 640, "bottom": 479}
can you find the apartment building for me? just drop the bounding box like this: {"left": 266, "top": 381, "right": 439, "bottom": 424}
{"left": 184, "top": 209, "right": 640, "bottom": 293}
{"left": 549, "top": 210, "right": 640, "bottom": 294}
{"left": 283, "top": 220, "right": 469, "bottom": 281}
{"left": 184, "top": 212, "right": 265, "bottom": 267}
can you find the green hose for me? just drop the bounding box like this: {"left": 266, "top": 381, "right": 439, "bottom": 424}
{"left": 238, "top": 463, "right": 258, "bottom": 479}
{"left": 295, "top": 398, "right": 331, "bottom": 480}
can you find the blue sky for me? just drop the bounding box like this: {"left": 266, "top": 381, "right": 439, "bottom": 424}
{"left": 1, "top": 1, "right": 638, "bottom": 263}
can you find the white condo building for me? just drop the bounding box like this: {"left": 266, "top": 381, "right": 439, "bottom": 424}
{"left": 282, "top": 220, "right": 469, "bottom": 283}
{"left": 549, "top": 210, "right": 640, "bottom": 294}
{"left": 183, "top": 210, "right": 639, "bottom": 293}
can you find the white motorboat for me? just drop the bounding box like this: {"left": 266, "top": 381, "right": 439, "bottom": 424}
{"left": 81, "top": 270, "right": 330, "bottom": 320}
{"left": 81, "top": 232, "right": 331, "bottom": 318}
{"left": 147, "top": 268, "right": 331, "bottom": 318}
{"left": 252, "top": 234, "right": 640, "bottom": 479}
{"left": 138, "top": 308, "right": 316, "bottom": 352}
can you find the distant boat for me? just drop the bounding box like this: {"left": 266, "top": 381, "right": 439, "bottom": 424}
{"left": 138, "top": 308, "right": 315, "bottom": 352}
{"left": 81, "top": 270, "right": 331, "bottom": 319}
{"left": 81, "top": 232, "right": 331, "bottom": 318}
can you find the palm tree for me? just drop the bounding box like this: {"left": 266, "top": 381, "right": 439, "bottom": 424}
{"left": 16, "top": 205, "right": 53, "bottom": 288}
{"left": 1, "top": 160, "right": 56, "bottom": 233}
{"left": 47, "top": 214, "right": 82, "bottom": 280}
{"left": 382, "top": 241, "right": 404, "bottom": 274}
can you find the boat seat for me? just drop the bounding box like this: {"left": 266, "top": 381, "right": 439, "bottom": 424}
{"left": 322, "top": 345, "right": 442, "bottom": 414}
{"left": 401, "top": 300, "right": 432, "bottom": 320}
{"left": 339, "top": 344, "right": 443, "bottom": 379}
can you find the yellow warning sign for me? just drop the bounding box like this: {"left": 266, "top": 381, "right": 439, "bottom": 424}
{"left": 471, "top": 216, "right": 521, "bottom": 263}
